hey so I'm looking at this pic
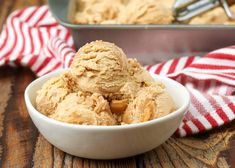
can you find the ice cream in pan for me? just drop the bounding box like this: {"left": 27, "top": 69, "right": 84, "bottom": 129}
{"left": 36, "top": 41, "right": 175, "bottom": 125}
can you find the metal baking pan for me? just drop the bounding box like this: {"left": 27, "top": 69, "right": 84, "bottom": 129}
{"left": 48, "top": 0, "right": 235, "bottom": 64}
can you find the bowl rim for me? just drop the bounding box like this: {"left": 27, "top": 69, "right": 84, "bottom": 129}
{"left": 24, "top": 69, "right": 190, "bottom": 130}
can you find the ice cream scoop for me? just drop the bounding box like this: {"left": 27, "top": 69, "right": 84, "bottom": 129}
{"left": 70, "top": 40, "right": 129, "bottom": 95}
{"left": 50, "top": 92, "right": 117, "bottom": 125}
{"left": 36, "top": 72, "right": 75, "bottom": 116}
{"left": 122, "top": 83, "right": 175, "bottom": 124}
{"left": 118, "top": 0, "right": 173, "bottom": 24}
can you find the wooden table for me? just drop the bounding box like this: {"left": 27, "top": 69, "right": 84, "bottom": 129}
{"left": 0, "top": 0, "right": 235, "bottom": 167}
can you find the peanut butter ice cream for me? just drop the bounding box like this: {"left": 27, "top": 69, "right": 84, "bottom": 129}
{"left": 50, "top": 92, "right": 117, "bottom": 125}
{"left": 70, "top": 41, "right": 129, "bottom": 95}
{"left": 36, "top": 72, "right": 76, "bottom": 116}
{"left": 36, "top": 41, "right": 176, "bottom": 126}
{"left": 189, "top": 5, "right": 235, "bottom": 25}
{"left": 71, "top": 0, "right": 235, "bottom": 25}
{"left": 122, "top": 83, "right": 175, "bottom": 124}
{"left": 72, "top": 0, "right": 174, "bottom": 24}
{"left": 118, "top": 0, "right": 173, "bottom": 24}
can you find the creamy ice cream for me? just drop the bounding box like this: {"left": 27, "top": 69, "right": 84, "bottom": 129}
{"left": 118, "top": 0, "right": 173, "bottom": 24}
{"left": 71, "top": 0, "right": 235, "bottom": 25}
{"left": 36, "top": 72, "right": 76, "bottom": 116}
{"left": 36, "top": 41, "right": 176, "bottom": 126}
{"left": 50, "top": 92, "right": 117, "bottom": 125}
{"left": 72, "top": 0, "right": 174, "bottom": 24}
{"left": 189, "top": 5, "right": 235, "bottom": 25}
{"left": 122, "top": 83, "right": 175, "bottom": 124}
{"left": 70, "top": 40, "right": 129, "bottom": 95}
{"left": 73, "top": 0, "right": 124, "bottom": 24}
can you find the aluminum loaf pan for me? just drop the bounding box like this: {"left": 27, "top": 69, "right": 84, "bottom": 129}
{"left": 48, "top": 0, "right": 235, "bottom": 64}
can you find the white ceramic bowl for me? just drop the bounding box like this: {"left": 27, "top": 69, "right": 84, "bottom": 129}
{"left": 24, "top": 69, "right": 190, "bottom": 159}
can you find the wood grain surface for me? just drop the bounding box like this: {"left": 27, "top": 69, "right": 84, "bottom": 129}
{"left": 0, "top": 0, "right": 235, "bottom": 167}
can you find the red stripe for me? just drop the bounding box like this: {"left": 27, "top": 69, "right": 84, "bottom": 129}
{"left": 204, "top": 93, "right": 229, "bottom": 123}
{"left": 189, "top": 64, "right": 235, "bottom": 70}
{"left": 28, "top": 55, "right": 39, "bottom": 67}
{"left": 167, "top": 58, "right": 179, "bottom": 74}
{"left": 0, "top": 9, "right": 25, "bottom": 61}
{"left": 29, "top": 28, "right": 35, "bottom": 54}
{"left": 204, "top": 114, "right": 218, "bottom": 128}
{"left": 17, "top": 22, "right": 26, "bottom": 63}
{"left": 34, "top": 8, "right": 49, "bottom": 26}
{"left": 0, "top": 7, "right": 26, "bottom": 51}
{"left": 223, "top": 72, "right": 235, "bottom": 76}
{"left": 203, "top": 80, "right": 211, "bottom": 92}
{"left": 154, "top": 63, "right": 165, "bottom": 74}
{"left": 180, "top": 88, "right": 206, "bottom": 133}
{"left": 212, "top": 73, "right": 235, "bottom": 81}
{"left": 0, "top": 25, "right": 9, "bottom": 51}
{"left": 62, "top": 50, "right": 73, "bottom": 66}
{"left": 43, "top": 22, "right": 60, "bottom": 28}
{"left": 184, "top": 70, "right": 235, "bottom": 82}
{"left": 25, "top": 7, "right": 40, "bottom": 22}
{"left": 206, "top": 53, "right": 235, "bottom": 61}
{"left": 28, "top": 28, "right": 44, "bottom": 68}
{"left": 42, "top": 62, "right": 61, "bottom": 75}
{"left": 146, "top": 65, "right": 152, "bottom": 71}
{"left": 37, "top": 28, "right": 44, "bottom": 51}
{"left": 216, "top": 108, "right": 229, "bottom": 123}
{"left": 189, "top": 89, "right": 218, "bottom": 128}
{"left": 179, "top": 75, "right": 187, "bottom": 85}
{"left": 56, "top": 39, "right": 65, "bottom": 56}
{"left": 184, "top": 56, "right": 195, "bottom": 68}
{"left": 182, "top": 123, "right": 193, "bottom": 134}
{"left": 175, "top": 129, "right": 180, "bottom": 136}
{"left": 35, "top": 57, "right": 52, "bottom": 74}
{"left": 228, "top": 103, "right": 235, "bottom": 114}
{"left": 64, "top": 31, "right": 71, "bottom": 43}
{"left": 56, "top": 29, "right": 61, "bottom": 38}
{"left": 4, "top": 18, "right": 18, "bottom": 64}
{"left": 46, "top": 41, "right": 56, "bottom": 58}
{"left": 191, "top": 119, "right": 206, "bottom": 132}
{"left": 68, "top": 58, "right": 73, "bottom": 66}
{"left": 58, "top": 44, "right": 75, "bottom": 64}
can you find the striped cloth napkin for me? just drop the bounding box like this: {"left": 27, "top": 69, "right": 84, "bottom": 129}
{"left": 0, "top": 6, "right": 235, "bottom": 137}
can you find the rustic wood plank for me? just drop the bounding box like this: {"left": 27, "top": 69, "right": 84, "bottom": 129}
{"left": 0, "top": 0, "right": 14, "bottom": 31}
{"left": 0, "top": 67, "right": 37, "bottom": 167}
{"left": 0, "top": 67, "right": 13, "bottom": 158}
{"left": 33, "top": 135, "right": 53, "bottom": 168}
{"left": 53, "top": 148, "right": 65, "bottom": 168}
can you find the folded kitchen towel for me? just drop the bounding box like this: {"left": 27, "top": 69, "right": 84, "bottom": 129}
{"left": 0, "top": 6, "right": 235, "bottom": 137}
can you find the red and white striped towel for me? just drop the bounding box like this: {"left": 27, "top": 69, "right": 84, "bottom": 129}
{"left": 0, "top": 6, "right": 235, "bottom": 137}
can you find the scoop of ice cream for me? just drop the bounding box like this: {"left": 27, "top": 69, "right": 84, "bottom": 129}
{"left": 108, "top": 58, "right": 157, "bottom": 100}
{"left": 36, "top": 72, "right": 76, "bottom": 116}
{"left": 50, "top": 92, "right": 117, "bottom": 125}
{"left": 74, "top": 0, "right": 124, "bottom": 24}
{"left": 189, "top": 5, "right": 235, "bottom": 25}
{"left": 118, "top": 0, "right": 173, "bottom": 24}
{"left": 122, "top": 83, "right": 175, "bottom": 124}
{"left": 128, "top": 58, "right": 155, "bottom": 85}
{"left": 70, "top": 41, "right": 129, "bottom": 95}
